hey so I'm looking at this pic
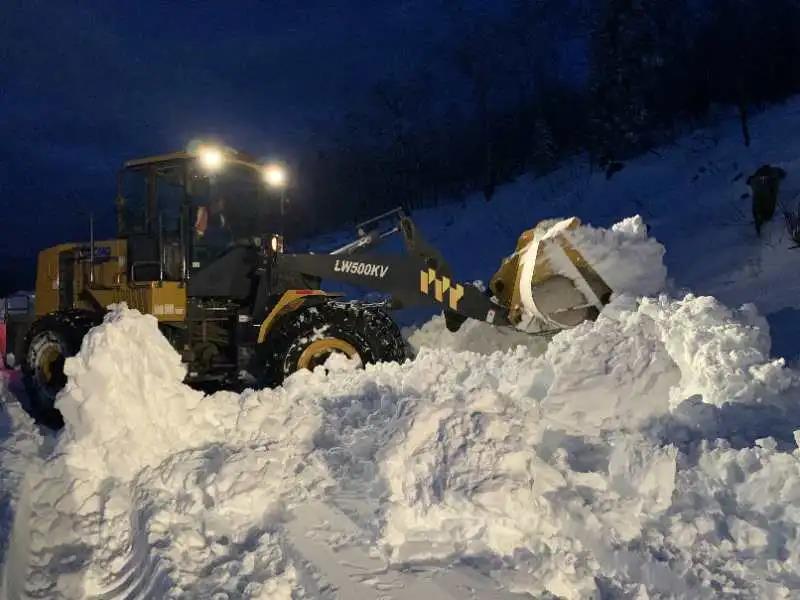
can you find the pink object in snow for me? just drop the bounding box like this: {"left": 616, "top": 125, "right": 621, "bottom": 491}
{"left": 0, "top": 321, "right": 6, "bottom": 369}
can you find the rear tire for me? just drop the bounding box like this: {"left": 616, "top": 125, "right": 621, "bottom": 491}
{"left": 22, "top": 311, "right": 99, "bottom": 429}
{"left": 260, "top": 302, "right": 407, "bottom": 387}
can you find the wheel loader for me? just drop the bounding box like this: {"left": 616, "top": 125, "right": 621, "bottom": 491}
{"left": 8, "top": 145, "right": 612, "bottom": 428}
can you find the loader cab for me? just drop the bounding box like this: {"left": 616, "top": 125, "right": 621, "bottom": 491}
{"left": 117, "top": 153, "right": 190, "bottom": 282}
{"left": 116, "top": 151, "right": 277, "bottom": 281}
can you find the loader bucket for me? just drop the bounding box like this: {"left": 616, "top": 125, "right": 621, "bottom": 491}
{"left": 490, "top": 217, "right": 612, "bottom": 333}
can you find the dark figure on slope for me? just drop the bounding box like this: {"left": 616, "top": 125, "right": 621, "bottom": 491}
{"left": 747, "top": 165, "right": 787, "bottom": 236}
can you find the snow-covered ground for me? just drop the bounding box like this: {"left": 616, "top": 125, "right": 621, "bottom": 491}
{"left": 1, "top": 100, "right": 799, "bottom": 598}
{"left": 3, "top": 291, "right": 799, "bottom": 598}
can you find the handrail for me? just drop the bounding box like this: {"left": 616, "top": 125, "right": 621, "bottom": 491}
{"left": 89, "top": 213, "right": 95, "bottom": 285}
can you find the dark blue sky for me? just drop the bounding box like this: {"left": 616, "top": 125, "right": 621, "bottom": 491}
{"left": 1, "top": 0, "right": 490, "bottom": 293}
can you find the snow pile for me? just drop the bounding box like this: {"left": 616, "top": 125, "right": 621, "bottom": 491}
{"left": 3, "top": 214, "right": 800, "bottom": 597}
{"left": 8, "top": 294, "right": 798, "bottom": 599}
{"left": 4, "top": 307, "right": 328, "bottom": 598}
{"left": 381, "top": 294, "right": 800, "bottom": 598}
{"left": 567, "top": 215, "right": 668, "bottom": 298}
{"left": 58, "top": 308, "right": 321, "bottom": 482}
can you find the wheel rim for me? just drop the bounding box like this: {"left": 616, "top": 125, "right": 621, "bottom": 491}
{"left": 32, "top": 340, "right": 67, "bottom": 400}
{"left": 297, "top": 338, "right": 359, "bottom": 371}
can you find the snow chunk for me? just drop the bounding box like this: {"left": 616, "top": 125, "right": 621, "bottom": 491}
{"left": 567, "top": 215, "right": 668, "bottom": 298}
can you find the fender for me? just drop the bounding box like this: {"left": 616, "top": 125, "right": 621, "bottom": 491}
{"left": 257, "top": 290, "right": 343, "bottom": 344}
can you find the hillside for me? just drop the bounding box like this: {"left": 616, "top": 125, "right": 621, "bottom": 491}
{"left": 310, "top": 99, "right": 800, "bottom": 360}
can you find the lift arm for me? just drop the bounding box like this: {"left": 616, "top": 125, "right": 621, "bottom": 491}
{"left": 276, "top": 251, "right": 511, "bottom": 327}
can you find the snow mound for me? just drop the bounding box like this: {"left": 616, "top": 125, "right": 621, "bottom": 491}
{"left": 405, "top": 314, "right": 549, "bottom": 355}
{"left": 381, "top": 294, "right": 800, "bottom": 598}
{"left": 567, "top": 215, "right": 668, "bottom": 298}
{"left": 3, "top": 217, "right": 800, "bottom": 598}
{"left": 6, "top": 293, "right": 800, "bottom": 599}
{"left": 58, "top": 307, "right": 322, "bottom": 482}
{"left": 4, "top": 306, "right": 327, "bottom": 598}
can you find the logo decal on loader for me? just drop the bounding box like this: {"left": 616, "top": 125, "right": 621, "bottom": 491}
{"left": 420, "top": 268, "right": 464, "bottom": 310}
{"left": 333, "top": 259, "right": 390, "bottom": 278}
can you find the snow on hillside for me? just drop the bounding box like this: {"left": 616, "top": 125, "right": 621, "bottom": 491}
{"left": 312, "top": 100, "right": 800, "bottom": 360}
{"left": 1, "top": 101, "right": 800, "bottom": 598}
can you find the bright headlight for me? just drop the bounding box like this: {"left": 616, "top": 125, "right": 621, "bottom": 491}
{"left": 263, "top": 163, "right": 287, "bottom": 188}
{"left": 198, "top": 145, "right": 225, "bottom": 172}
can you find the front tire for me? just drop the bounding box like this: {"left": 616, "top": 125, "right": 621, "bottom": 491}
{"left": 260, "top": 302, "right": 407, "bottom": 386}
{"left": 22, "top": 312, "right": 98, "bottom": 428}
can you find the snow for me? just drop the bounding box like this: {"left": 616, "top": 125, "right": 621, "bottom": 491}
{"left": 567, "top": 215, "right": 668, "bottom": 298}
{"left": 405, "top": 314, "right": 548, "bottom": 355}
{"left": 382, "top": 293, "right": 800, "bottom": 598}
{"left": 0, "top": 374, "right": 42, "bottom": 569}
{"left": 3, "top": 307, "right": 327, "bottom": 598}
{"left": 1, "top": 100, "right": 800, "bottom": 598}
{"left": 355, "top": 100, "right": 800, "bottom": 356}
{"left": 3, "top": 284, "right": 800, "bottom": 598}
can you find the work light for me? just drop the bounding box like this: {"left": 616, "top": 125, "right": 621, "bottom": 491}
{"left": 197, "top": 145, "right": 225, "bottom": 172}
{"left": 263, "top": 163, "right": 287, "bottom": 188}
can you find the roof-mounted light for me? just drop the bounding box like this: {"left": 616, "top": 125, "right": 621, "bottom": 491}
{"left": 263, "top": 163, "right": 288, "bottom": 189}
{"left": 197, "top": 145, "right": 225, "bottom": 172}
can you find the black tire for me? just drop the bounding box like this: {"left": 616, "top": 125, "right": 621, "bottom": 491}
{"left": 22, "top": 311, "right": 99, "bottom": 428}
{"left": 260, "top": 301, "right": 407, "bottom": 387}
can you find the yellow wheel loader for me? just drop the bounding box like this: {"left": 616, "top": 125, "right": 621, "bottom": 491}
{"left": 8, "top": 145, "right": 612, "bottom": 428}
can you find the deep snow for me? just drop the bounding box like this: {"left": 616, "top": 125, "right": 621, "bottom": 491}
{"left": 3, "top": 286, "right": 800, "bottom": 598}
{"left": 1, "top": 100, "right": 800, "bottom": 598}
{"left": 2, "top": 215, "right": 800, "bottom": 597}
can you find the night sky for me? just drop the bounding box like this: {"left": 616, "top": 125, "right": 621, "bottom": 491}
{"left": 1, "top": 1, "right": 482, "bottom": 294}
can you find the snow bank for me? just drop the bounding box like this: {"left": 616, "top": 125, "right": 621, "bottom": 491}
{"left": 381, "top": 294, "right": 800, "bottom": 599}
{"left": 3, "top": 215, "right": 800, "bottom": 598}
{"left": 4, "top": 307, "right": 327, "bottom": 598}
{"left": 6, "top": 292, "right": 800, "bottom": 599}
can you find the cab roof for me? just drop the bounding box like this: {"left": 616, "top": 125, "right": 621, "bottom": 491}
{"left": 123, "top": 148, "right": 260, "bottom": 170}
{"left": 124, "top": 152, "right": 194, "bottom": 169}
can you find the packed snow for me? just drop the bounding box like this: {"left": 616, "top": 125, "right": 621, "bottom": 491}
{"left": 0, "top": 374, "right": 42, "bottom": 570}
{"left": 2, "top": 101, "right": 800, "bottom": 598}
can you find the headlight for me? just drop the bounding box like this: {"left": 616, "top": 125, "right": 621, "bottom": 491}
{"left": 270, "top": 234, "right": 284, "bottom": 253}
{"left": 263, "top": 163, "right": 287, "bottom": 188}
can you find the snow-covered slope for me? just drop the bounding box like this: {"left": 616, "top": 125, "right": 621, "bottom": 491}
{"left": 312, "top": 100, "right": 800, "bottom": 359}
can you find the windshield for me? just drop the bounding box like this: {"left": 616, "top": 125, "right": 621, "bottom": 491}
{"left": 118, "top": 160, "right": 280, "bottom": 272}
{"left": 190, "top": 163, "right": 275, "bottom": 242}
